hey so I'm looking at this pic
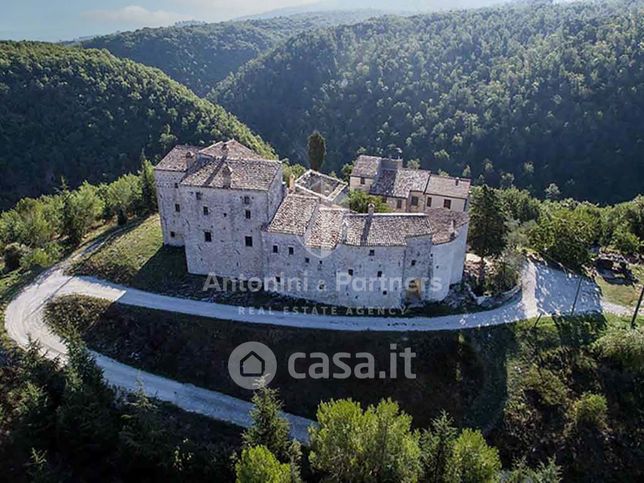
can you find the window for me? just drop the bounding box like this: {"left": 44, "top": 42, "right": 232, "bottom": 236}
{"left": 377, "top": 271, "right": 383, "bottom": 278}
{"left": 369, "top": 249, "right": 375, "bottom": 256}
{"left": 318, "top": 282, "right": 326, "bottom": 291}
{"left": 411, "top": 260, "right": 417, "bottom": 267}
{"left": 196, "top": 192, "right": 202, "bottom": 200}
{"left": 243, "top": 195, "right": 251, "bottom": 205}
{"left": 288, "top": 247, "right": 294, "bottom": 255}
{"left": 411, "top": 196, "right": 419, "bottom": 206}
{"left": 396, "top": 199, "right": 403, "bottom": 209}
{"left": 360, "top": 177, "right": 365, "bottom": 185}
{"left": 204, "top": 231, "right": 212, "bottom": 242}
{"left": 427, "top": 197, "right": 433, "bottom": 207}
{"left": 245, "top": 236, "right": 253, "bottom": 247}
{"left": 305, "top": 257, "right": 310, "bottom": 264}
{"left": 443, "top": 199, "right": 452, "bottom": 209}
{"left": 275, "top": 276, "right": 281, "bottom": 284}
{"left": 273, "top": 245, "right": 279, "bottom": 253}
{"left": 203, "top": 206, "right": 209, "bottom": 215}
{"left": 174, "top": 203, "right": 180, "bottom": 212}
{"left": 174, "top": 182, "right": 179, "bottom": 189}
{"left": 348, "top": 269, "right": 354, "bottom": 276}
{"left": 245, "top": 210, "right": 251, "bottom": 219}
{"left": 170, "top": 231, "right": 175, "bottom": 238}
{"left": 383, "top": 290, "right": 388, "bottom": 295}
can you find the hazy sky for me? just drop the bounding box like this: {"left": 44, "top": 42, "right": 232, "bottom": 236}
{"left": 0, "top": 1, "right": 321, "bottom": 41}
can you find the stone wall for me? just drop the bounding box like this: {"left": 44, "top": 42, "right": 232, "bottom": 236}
{"left": 155, "top": 170, "right": 187, "bottom": 246}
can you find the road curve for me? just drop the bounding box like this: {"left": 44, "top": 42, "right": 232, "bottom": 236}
{"left": 4, "top": 265, "right": 313, "bottom": 442}
{"left": 4, "top": 253, "right": 629, "bottom": 441}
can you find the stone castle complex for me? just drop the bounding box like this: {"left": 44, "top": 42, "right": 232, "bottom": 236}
{"left": 154, "top": 140, "right": 471, "bottom": 308}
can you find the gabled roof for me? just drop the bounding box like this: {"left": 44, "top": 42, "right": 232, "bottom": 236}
{"left": 199, "top": 139, "right": 265, "bottom": 160}
{"left": 342, "top": 214, "right": 433, "bottom": 247}
{"left": 181, "top": 157, "right": 281, "bottom": 191}
{"left": 266, "top": 194, "right": 319, "bottom": 236}
{"left": 369, "top": 168, "right": 430, "bottom": 199}
{"left": 351, "top": 155, "right": 383, "bottom": 178}
{"left": 155, "top": 145, "right": 201, "bottom": 172}
{"left": 425, "top": 174, "right": 471, "bottom": 199}
{"left": 265, "top": 196, "right": 469, "bottom": 248}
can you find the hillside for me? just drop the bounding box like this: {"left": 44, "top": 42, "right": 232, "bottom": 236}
{"left": 0, "top": 41, "right": 273, "bottom": 209}
{"left": 212, "top": 0, "right": 644, "bottom": 203}
{"left": 80, "top": 11, "right": 384, "bottom": 97}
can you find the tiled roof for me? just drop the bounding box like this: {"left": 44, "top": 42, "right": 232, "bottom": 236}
{"left": 343, "top": 214, "right": 434, "bottom": 247}
{"left": 267, "top": 195, "right": 319, "bottom": 236}
{"left": 266, "top": 200, "right": 468, "bottom": 247}
{"left": 425, "top": 174, "right": 471, "bottom": 199}
{"left": 426, "top": 208, "right": 469, "bottom": 244}
{"left": 199, "top": 139, "right": 265, "bottom": 160}
{"left": 307, "top": 208, "right": 348, "bottom": 249}
{"left": 369, "top": 168, "right": 430, "bottom": 199}
{"left": 155, "top": 145, "right": 201, "bottom": 171}
{"left": 181, "top": 158, "right": 281, "bottom": 191}
{"left": 351, "top": 155, "right": 382, "bottom": 178}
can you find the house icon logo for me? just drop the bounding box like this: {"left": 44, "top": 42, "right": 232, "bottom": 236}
{"left": 240, "top": 351, "right": 265, "bottom": 377}
{"left": 228, "top": 341, "right": 277, "bottom": 389}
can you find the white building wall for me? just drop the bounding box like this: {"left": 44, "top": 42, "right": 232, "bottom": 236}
{"left": 261, "top": 232, "right": 411, "bottom": 308}
{"left": 349, "top": 176, "right": 375, "bottom": 193}
{"left": 180, "top": 186, "right": 270, "bottom": 278}
{"left": 424, "top": 194, "right": 467, "bottom": 212}
{"left": 155, "top": 170, "right": 187, "bottom": 246}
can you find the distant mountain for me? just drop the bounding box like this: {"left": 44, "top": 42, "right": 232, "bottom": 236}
{"left": 80, "top": 11, "right": 385, "bottom": 97}
{"left": 0, "top": 42, "right": 272, "bottom": 209}
{"left": 244, "top": 0, "right": 513, "bottom": 19}
{"left": 212, "top": 0, "right": 644, "bottom": 203}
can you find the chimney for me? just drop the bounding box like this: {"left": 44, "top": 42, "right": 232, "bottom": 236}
{"left": 455, "top": 177, "right": 460, "bottom": 186}
{"left": 222, "top": 164, "right": 232, "bottom": 188}
{"left": 368, "top": 203, "right": 375, "bottom": 217}
{"left": 449, "top": 219, "right": 457, "bottom": 239}
{"left": 288, "top": 174, "right": 296, "bottom": 192}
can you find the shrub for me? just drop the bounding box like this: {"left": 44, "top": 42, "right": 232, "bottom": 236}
{"left": 3, "top": 242, "right": 28, "bottom": 271}
{"left": 523, "top": 366, "right": 568, "bottom": 407}
{"left": 235, "top": 446, "right": 291, "bottom": 483}
{"left": 309, "top": 399, "right": 422, "bottom": 482}
{"left": 594, "top": 326, "right": 644, "bottom": 373}
{"left": 446, "top": 429, "right": 501, "bottom": 483}
{"left": 570, "top": 393, "right": 608, "bottom": 429}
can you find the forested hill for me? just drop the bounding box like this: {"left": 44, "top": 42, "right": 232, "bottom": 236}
{"left": 0, "top": 42, "right": 273, "bottom": 209}
{"left": 212, "top": 0, "right": 644, "bottom": 204}
{"left": 80, "top": 11, "right": 384, "bottom": 96}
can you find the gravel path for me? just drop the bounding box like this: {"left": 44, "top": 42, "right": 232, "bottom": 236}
{"left": 5, "top": 251, "right": 630, "bottom": 441}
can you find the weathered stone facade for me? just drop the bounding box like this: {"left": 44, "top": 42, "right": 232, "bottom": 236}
{"left": 155, "top": 140, "right": 471, "bottom": 308}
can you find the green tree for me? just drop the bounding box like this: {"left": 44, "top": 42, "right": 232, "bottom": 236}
{"left": 529, "top": 206, "right": 596, "bottom": 269}
{"left": 570, "top": 393, "right": 608, "bottom": 429}
{"left": 346, "top": 190, "right": 391, "bottom": 213}
{"left": 235, "top": 446, "right": 291, "bottom": 483}
{"left": 309, "top": 398, "right": 422, "bottom": 482}
{"left": 61, "top": 182, "right": 103, "bottom": 246}
{"left": 420, "top": 411, "right": 458, "bottom": 483}
{"left": 242, "top": 386, "right": 292, "bottom": 463}
{"left": 447, "top": 429, "right": 501, "bottom": 483}
{"left": 468, "top": 185, "right": 508, "bottom": 283}
{"left": 545, "top": 183, "right": 562, "bottom": 201}
{"left": 506, "top": 458, "right": 561, "bottom": 483}
{"left": 139, "top": 158, "right": 157, "bottom": 214}
{"left": 307, "top": 131, "right": 326, "bottom": 172}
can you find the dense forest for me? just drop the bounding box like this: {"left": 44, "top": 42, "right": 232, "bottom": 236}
{"left": 213, "top": 0, "right": 644, "bottom": 203}
{"left": 80, "top": 11, "right": 383, "bottom": 96}
{"left": 0, "top": 42, "right": 273, "bottom": 209}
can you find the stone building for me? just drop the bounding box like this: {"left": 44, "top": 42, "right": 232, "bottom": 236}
{"left": 349, "top": 155, "right": 471, "bottom": 212}
{"left": 155, "top": 140, "right": 471, "bottom": 308}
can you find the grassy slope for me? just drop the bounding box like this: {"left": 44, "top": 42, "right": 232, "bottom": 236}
{"left": 45, "top": 295, "right": 644, "bottom": 479}
{"left": 595, "top": 264, "right": 644, "bottom": 308}
{"left": 46, "top": 295, "right": 485, "bottom": 429}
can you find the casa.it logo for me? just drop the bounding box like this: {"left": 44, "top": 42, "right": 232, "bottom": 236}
{"left": 228, "top": 341, "right": 277, "bottom": 390}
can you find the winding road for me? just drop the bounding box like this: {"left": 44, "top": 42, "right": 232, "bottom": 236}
{"left": 4, "top": 249, "right": 630, "bottom": 441}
